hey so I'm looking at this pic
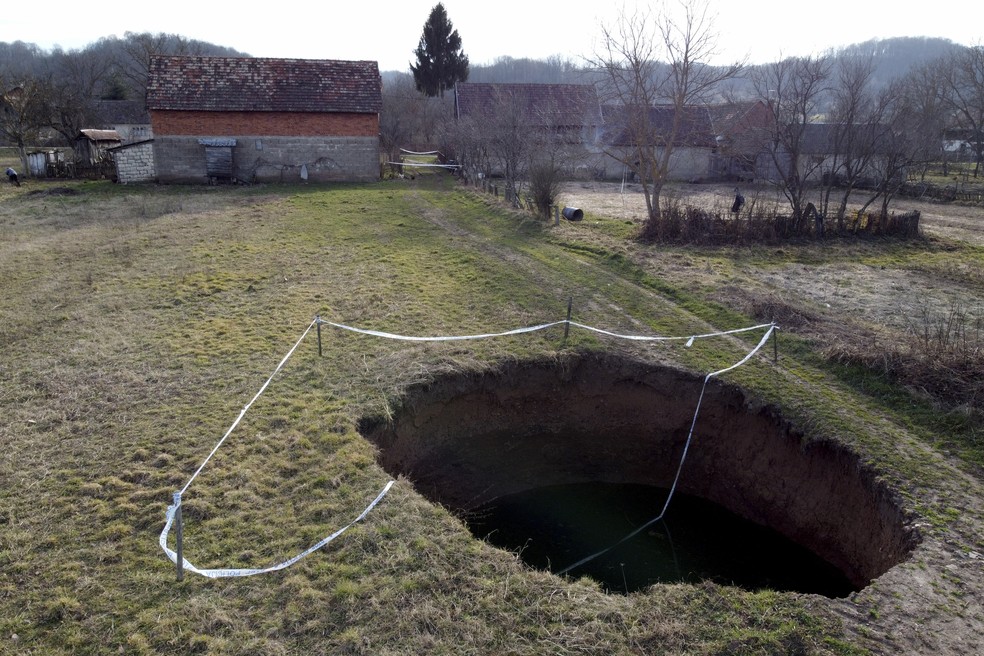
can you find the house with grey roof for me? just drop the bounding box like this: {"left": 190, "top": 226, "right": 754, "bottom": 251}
{"left": 146, "top": 56, "right": 382, "bottom": 184}
{"left": 596, "top": 104, "right": 717, "bottom": 182}
{"left": 93, "top": 100, "right": 153, "bottom": 144}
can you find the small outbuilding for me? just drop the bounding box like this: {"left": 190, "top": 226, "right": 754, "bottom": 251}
{"left": 75, "top": 129, "right": 122, "bottom": 167}
{"left": 109, "top": 139, "right": 156, "bottom": 184}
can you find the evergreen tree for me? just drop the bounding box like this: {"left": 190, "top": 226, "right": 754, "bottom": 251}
{"left": 410, "top": 3, "right": 469, "bottom": 98}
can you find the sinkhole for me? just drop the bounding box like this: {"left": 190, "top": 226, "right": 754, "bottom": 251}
{"left": 359, "top": 353, "right": 918, "bottom": 596}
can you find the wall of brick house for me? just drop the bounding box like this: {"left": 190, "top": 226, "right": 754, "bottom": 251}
{"left": 112, "top": 141, "right": 157, "bottom": 184}
{"left": 150, "top": 110, "right": 378, "bottom": 137}
{"left": 154, "top": 135, "right": 380, "bottom": 184}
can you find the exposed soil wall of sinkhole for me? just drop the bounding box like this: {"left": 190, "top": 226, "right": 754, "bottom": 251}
{"left": 359, "top": 353, "right": 918, "bottom": 589}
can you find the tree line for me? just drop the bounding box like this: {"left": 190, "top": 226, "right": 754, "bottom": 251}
{"left": 0, "top": 33, "right": 244, "bottom": 167}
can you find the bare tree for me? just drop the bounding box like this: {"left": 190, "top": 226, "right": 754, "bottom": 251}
{"left": 380, "top": 74, "right": 423, "bottom": 163}
{"left": 753, "top": 54, "right": 832, "bottom": 229}
{"left": 47, "top": 47, "right": 113, "bottom": 142}
{"left": 0, "top": 75, "right": 52, "bottom": 169}
{"left": 938, "top": 46, "right": 984, "bottom": 177}
{"left": 856, "top": 81, "right": 931, "bottom": 222}
{"left": 483, "top": 86, "right": 538, "bottom": 201}
{"left": 822, "top": 54, "right": 897, "bottom": 230}
{"left": 591, "top": 0, "right": 743, "bottom": 227}
{"left": 897, "top": 57, "right": 951, "bottom": 179}
{"left": 118, "top": 32, "right": 212, "bottom": 100}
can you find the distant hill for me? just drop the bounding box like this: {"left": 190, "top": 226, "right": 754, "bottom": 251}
{"left": 399, "top": 36, "right": 968, "bottom": 100}
{"left": 829, "top": 36, "right": 964, "bottom": 90}
{"left": 2, "top": 34, "right": 968, "bottom": 102}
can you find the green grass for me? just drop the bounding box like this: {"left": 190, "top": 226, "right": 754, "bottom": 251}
{"left": 1, "top": 174, "right": 980, "bottom": 654}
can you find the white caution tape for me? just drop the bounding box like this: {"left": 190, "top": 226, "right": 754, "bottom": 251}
{"left": 568, "top": 320, "right": 775, "bottom": 343}
{"left": 180, "top": 318, "right": 318, "bottom": 496}
{"left": 162, "top": 312, "right": 777, "bottom": 579}
{"left": 386, "top": 162, "right": 461, "bottom": 169}
{"left": 557, "top": 324, "right": 776, "bottom": 576}
{"left": 160, "top": 481, "right": 394, "bottom": 578}
{"left": 321, "top": 319, "right": 566, "bottom": 342}
{"left": 321, "top": 318, "right": 775, "bottom": 345}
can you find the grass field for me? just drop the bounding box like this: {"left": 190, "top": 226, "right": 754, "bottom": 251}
{"left": 1, "top": 173, "right": 981, "bottom": 655}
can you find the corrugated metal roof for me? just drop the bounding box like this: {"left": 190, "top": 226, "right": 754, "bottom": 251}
{"left": 78, "top": 129, "right": 123, "bottom": 142}
{"left": 146, "top": 56, "right": 382, "bottom": 114}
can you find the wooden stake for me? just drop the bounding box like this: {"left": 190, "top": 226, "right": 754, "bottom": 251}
{"left": 773, "top": 325, "right": 779, "bottom": 363}
{"left": 563, "top": 296, "right": 573, "bottom": 345}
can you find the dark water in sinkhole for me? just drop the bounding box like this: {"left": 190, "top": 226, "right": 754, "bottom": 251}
{"left": 465, "top": 482, "right": 856, "bottom": 597}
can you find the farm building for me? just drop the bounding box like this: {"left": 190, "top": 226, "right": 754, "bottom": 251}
{"left": 146, "top": 56, "right": 382, "bottom": 184}
{"left": 773, "top": 123, "right": 906, "bottom": 186}
{"left": 109, "top": 140, "right": 156, "bottom": 184}
{"left": 707, "top": 100, "right": 775, "bottom": 181}
{"left": 453, "top": 82, "right": 603, "bottom": 177}
{"left": 595, "top": 104, "right": 717, "bottom": 182}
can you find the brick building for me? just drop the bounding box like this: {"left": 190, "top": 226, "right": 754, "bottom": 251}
{"left": 146, "top": 56, "right": 382, "bottom": 184}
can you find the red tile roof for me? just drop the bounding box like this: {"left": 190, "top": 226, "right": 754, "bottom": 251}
{"left": 147, "top": 56, "right": 381, "bottom": 114}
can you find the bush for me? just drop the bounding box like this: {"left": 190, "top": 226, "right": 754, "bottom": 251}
{"left": 527, "top": 159, "right": 562, "bottom": 220}
{"left": 637, "top": 203, "right": 921, "bottom": 245}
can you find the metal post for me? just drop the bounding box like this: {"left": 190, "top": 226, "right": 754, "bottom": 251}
{"left": 174, "top": 491, "right": 184, "bottom": 581}
{"left": 563, "top": 296, "right": 573, "bottom": 345}
{"left": 316, "top": 315, "right": 322, "bottom": 357}
{"left": 773, "top": 325, "right": 779, "bottom": 363}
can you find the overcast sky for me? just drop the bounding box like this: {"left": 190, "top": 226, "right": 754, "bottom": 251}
{"left": 2, "top": 0, "right": 978, "bottom": 71}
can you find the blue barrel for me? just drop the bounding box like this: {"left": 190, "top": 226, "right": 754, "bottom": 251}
{"left": 562, "top": 207, "right": 584, "bottom": 221}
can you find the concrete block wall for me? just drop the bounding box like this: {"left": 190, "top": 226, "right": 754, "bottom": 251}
{"left": 150, "top": 110, "right": 381, "bottom": 183}
{"left": 113, "top": 141, "right": 157, "bottom": 184}
{"left": 154, "top": 135, "right": 380, "bottom": 184}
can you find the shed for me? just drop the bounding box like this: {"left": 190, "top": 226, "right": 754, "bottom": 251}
{"left": 108, "top": 139, "right": 156, "bottom": 184}
{"left": 454, "top": 82, "right": 602, "bottom": 138}
{"left": 74, "top": 129, "right": 122, "bottom": 169}
{"left": 707, "top": 100, "right": 775, "bottom": 181}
